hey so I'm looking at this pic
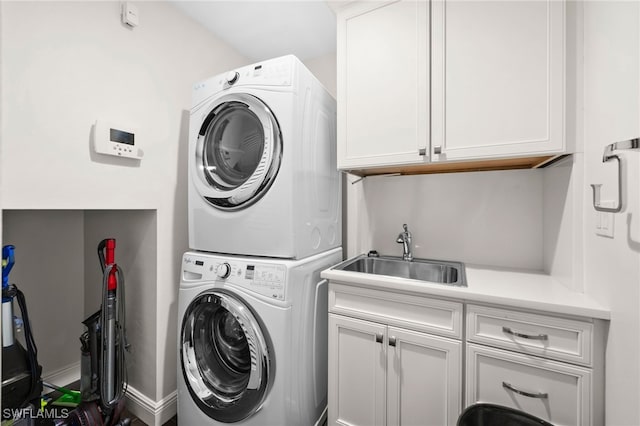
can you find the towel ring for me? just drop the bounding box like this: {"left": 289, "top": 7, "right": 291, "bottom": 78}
{"left": 590, "top": 138, "right": 639, "bottom": 213}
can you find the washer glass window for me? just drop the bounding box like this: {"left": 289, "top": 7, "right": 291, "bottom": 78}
{"left": 181, "top": 291, "right": 273, "bottom": 423}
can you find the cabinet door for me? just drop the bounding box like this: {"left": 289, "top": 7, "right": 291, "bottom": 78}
{"left": 387, "top": 327, "right": 462, "bottom": 426}
{"left": 328, "top": 314, "right": 386, "bottom": 426}
{"left": 337, "top": 0, "right": 429, "bottom": 169}
{"left": 431, "top": 0, "right": 565, "bottom": 161}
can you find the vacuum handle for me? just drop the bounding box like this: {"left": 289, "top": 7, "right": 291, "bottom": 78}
{"left": 97, "top": 240, "right": 107, "bottom": 273}
{"left": 98, "top": 239, "right": 117, "bottom": 290}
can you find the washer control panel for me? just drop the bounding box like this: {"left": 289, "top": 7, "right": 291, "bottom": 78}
{"left": 216, "top": 263, "right": 231, "bottom": 279}
{"left": 183, "top": 254, "right": 287, "bottom": 301}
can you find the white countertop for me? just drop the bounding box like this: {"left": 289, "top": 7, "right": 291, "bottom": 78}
{"left": 321, "top": 262, "right": 610, "bottom": 320}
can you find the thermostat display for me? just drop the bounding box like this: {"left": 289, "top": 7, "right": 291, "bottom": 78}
{"left": 110, "top": 128, "right": 134, "bottom": 146}
{"left": 94, "top": 120, "right": 143, "bottom": 160}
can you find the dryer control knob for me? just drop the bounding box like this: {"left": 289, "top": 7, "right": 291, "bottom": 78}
{"left": 216, "top": 263, "right": 231, "bottom": 279}
{"left": 226, "top": 71, "right": 239, "bottom": 85}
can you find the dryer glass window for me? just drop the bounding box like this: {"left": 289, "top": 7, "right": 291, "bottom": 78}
{"left": 194, "top": 93, "right": 282, "bottom": 211}
{"left": 203, "top": 103, "right": 264, "bottom": 190}
{"left": 181, "top": 291, "right": 272, "bottom": 423}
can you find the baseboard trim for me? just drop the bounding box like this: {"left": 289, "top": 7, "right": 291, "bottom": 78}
{"left": 42, "top": 361, "right": 81, "bottom": 388}
{"left": 125, "top": 386, "right": 177, "bottom": 426}
{"left": 42, "top": 363, "right": 176, "bottom": 426}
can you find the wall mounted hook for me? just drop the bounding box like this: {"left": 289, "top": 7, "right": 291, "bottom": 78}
{"left": 590, "top": 138, "right": 639, "bottom": 213}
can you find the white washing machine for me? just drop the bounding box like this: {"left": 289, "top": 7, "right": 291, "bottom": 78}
{"left": 188, "top": 55, "right": 341, "bottom": 259}
{"left": 177, "top": 248, "right": 342, "bottom": 426}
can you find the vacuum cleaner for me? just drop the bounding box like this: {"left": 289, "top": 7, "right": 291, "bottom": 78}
{"left": 71, "top": 239, "right": 130, "bottom": 426}
{"left": 1, "top": 245, "right": 43, "bottom": 418}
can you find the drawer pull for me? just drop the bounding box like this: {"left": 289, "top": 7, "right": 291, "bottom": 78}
{"left": 502, "top": 326, "right": 548, "bottom": 341}
{"left": 375, "top": 333, "right": 383, "bottom": 344}
{"left": 502, "top": 381, "right": 549, "bottom": 399}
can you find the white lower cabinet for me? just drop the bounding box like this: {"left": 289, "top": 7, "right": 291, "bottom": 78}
{"left": 465, "top": 304, "right": 605, "bottom": 426}
{"left": 328, "top": 286, "right": 462, "bottom": 426}
{"left": 327, "top": 284, "right": 605, "bottom": 426}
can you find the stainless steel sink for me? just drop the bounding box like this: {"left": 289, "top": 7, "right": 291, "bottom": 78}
{"left": 333, "top": 255, "right": 466, "bottom": 287}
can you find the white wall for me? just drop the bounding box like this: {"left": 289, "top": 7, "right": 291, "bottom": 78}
{"left": 543, "top": 156, "right": 583, "bottom": 291}
{"left": 583, "top": 1, "right": 640, "bottom": 423}
{"left": 351, "top": 170, "right": 544, "bottom": 270}
{"left": 304, "top": 53, "right": 337, "bottom": 99}
{"left": 0, "top": 0, "right": 248, "bottom": 407}
{"left": 2, "top": 211, "right": 85, "bottom": 378}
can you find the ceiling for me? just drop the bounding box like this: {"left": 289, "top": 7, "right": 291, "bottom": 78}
{"left": 170, "top": 1, "right": 337, "bottom": 62}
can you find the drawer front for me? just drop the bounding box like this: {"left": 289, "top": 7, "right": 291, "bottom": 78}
{"left": 466, "top": 344, "right": 591, "bottom": 426}
{"left": 329, "top": 282, "right": 463, "bottom": 339}
{"left": 467, "top": 304, "right": 593, "bottom": 366}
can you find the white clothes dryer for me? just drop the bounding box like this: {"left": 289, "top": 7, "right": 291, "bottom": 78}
{"left": 177, "top": 248, "right": 342, "bottom": 426}
{"left": 188, "top": 55, "right": 341, "bottom": 259}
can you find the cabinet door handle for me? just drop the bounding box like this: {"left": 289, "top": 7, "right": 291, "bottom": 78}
{"left": 502, "top": 382, "right": 548, "bottom": 399}
{"left": 388, "top": 336, "right": 397, "bottom": 347}
{"left": 433, "top": 145, "right": 442, "bottom": 155}
{"left": 375, "top": 333, "right": 383, "bottom": 344}
{"left": 418, "top": 148, "right": 427, "bottom": 156}
{"left": 502, "top": 326, "right": 548, "bottom": 341}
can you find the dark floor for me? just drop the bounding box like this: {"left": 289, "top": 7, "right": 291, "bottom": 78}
{"left": 160, "top": 415, "right": 178, "bottom": 426}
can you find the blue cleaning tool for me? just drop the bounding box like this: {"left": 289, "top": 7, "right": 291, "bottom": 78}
{"left": 2, "top": 245, "right": 15, "bottom": 301}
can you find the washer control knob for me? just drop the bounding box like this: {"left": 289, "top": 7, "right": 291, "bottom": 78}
{"left": 226, "top": 71, "right": 239, "bottom": 85}
{"left": 216, "top": 263, "right": 231, "bottom": 279}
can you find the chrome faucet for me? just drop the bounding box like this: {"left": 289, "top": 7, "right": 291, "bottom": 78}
{"left": 396, "top": 224, "right": 413, "bottom": 261}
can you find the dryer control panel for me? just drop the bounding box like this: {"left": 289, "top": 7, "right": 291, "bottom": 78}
{"left": 192, "top": 55, "right": 297, "bottom": 108}
{"left": 183, "top": 253, "right": 287, "bottom": 301}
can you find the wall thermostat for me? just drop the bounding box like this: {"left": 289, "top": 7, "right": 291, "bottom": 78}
{"left": 94, "top": 120, "right": 143, "bottom": 160}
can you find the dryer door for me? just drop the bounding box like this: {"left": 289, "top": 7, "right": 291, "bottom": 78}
{"left": 193, "top": 93, "right": 282, "bottom": 211}
{"left": 180, "top": 290, "right": 274, "bottom": 423}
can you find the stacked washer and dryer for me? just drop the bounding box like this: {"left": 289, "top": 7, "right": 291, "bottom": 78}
{"left": 178, "top": 55, "right": 342, "bottom": 426}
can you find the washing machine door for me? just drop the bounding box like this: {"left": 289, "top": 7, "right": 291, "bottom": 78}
{"left": 193, "top": 93, "right": 282, "bottom": 211}
{"left": 180, "top": 290, "right": 274, "bottom": 423}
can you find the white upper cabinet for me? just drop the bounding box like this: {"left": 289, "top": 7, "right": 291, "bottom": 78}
{"left": 431, "top": 0, "right": 565, "bottom": 161}
{"left": 337, "top": 0, "right": 567, "bottom": 172}
{"left": 337, "top": 1, "right": 429, "bottom": 169}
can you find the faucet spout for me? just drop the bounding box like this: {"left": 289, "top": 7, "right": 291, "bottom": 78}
{"left": 396, "top": 224, "right": 413, "bottom": 261}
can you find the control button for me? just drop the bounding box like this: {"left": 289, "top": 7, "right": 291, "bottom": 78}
{"left": 216, "top": 263, "right": 231, "bottom": 279}
{"left": 226, "top": 71, "right": 239, "bottom": 85}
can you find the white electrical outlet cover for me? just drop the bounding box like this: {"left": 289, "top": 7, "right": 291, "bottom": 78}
{"left": 595, "top": 201, "right": 615, "bottom": 238}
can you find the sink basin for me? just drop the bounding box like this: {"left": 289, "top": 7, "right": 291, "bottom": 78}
{"left": 333, "top": 255, "right": 466, "bottom": 287}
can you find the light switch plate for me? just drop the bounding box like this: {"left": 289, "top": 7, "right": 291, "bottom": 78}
{"left": 595, "top": 200, "right": 615, "bottom": 238}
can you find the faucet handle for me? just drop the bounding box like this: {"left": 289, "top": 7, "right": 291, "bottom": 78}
{"left": 402, "top": 224, "right": 409, "bottom": 232}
